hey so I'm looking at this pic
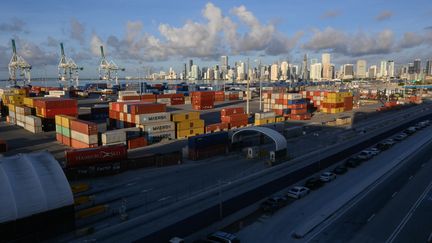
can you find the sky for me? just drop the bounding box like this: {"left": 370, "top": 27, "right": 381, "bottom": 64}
{"left": 0, "top": 0, "right": 431, "bottom": 79}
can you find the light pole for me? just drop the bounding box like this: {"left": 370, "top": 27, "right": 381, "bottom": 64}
{"left": 218, "top": 179, "right": 223, "bottom": 219}
{"left": 43, "top": 64, "right": 47, "bottom": 89}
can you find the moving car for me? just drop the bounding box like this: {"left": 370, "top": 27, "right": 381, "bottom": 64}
{"left": 357, "top": 151, "right": 373, "bottom": 160}
{"left": 304, "top": 176, "right": 325, "bottom": 189}
{"left": 260, "top": 195, "right": 289, "bottom": 212}
{"left": 320, "top": 172, "right": 336, "bottom": 182}
{"left": 286, "top": 186, "right": 310, "bottom": 199}
{"left": 394, "top": 133, "right": 408, "bottom": 141}
{"left": 333, "top": 165, "right": 348, "bottom": 174}
{"left": 363, "top": 147, "right": 380, "bottom": 156}
{"left": 207, "top": 231, "right": 240, "bottom": 243}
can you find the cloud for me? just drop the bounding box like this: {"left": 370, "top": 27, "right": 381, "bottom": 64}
{"left": 70, "top": 18, "right": 85, "bottom": 44}
{"left": 46, "top": 36, "right": 59, "bottom": 47}
{"left": 375, "top": 11, "right": 393, "bottom": 21}
{"left": 13, "top": 37, "right": 58, "bottom": 66}
{"left": 398, "top": 32, "right": 424, "bottom": 48}
{"left": 425, "top": 26, "right": 432, "bottom": 30}
{"left": 320, "top": 10, "right": 341, "bottom": 19}
{"left": 92, "top": 2, "right": 300, "bottom": 62}
{"left": 90, "top": 33, "right": 104, "bottom": 56}
{"left": 0, "top": 18, "right": 26, "bottom": 33}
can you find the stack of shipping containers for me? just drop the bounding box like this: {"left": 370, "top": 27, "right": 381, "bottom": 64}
{"left": 191, "top": 91, "right": 215, "bottom": 110}
{"left": 188, "top": 132, "right": 228, "bottom": 160}
{"left": 172, "top": 111, "right": 205, "bottom": 139}
{"left": 263, "top": 91, "right": 311, "bottom": 120}
{"left": 321, "top": 91, "right": 353, "bottom": 114}
{"left": 220, "top": 107, "right": 248, "bottom": 129}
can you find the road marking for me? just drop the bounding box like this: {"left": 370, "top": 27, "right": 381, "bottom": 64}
{"left": 386, "top": 181, "right": 432, "bottom": 243}
{"left": 158, "top": 196, "right": 171, "bottom": 202}
{"left": 427, "top": 231, "right": 432, "bottom": 242}
{"left": 367, "top": 214, "right": 375, "bottom": 222}
{"left": 392, "top": 192, "right": 398, "bottom": 198}
{"left": 126, "top": 182, "right": 136, "bottom": 186}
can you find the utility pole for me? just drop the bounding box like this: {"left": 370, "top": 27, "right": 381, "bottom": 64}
{"left": 246, "top": 58, "right": 250, "bottom": 115}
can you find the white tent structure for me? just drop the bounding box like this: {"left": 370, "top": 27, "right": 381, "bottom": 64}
{"left": 0, "top": 152, "right": 74, "bottom": 241}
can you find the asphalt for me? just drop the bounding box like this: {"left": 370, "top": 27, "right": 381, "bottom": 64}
{"left": 309, "top": 130, "right": 432, "bottom": 243}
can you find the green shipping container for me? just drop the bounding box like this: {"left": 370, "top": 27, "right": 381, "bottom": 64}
{"left": 61, "top": 126, "right": 71, "bottom": 137}
{"left": 55, "top": 124, "right": 62, "bottom": 133}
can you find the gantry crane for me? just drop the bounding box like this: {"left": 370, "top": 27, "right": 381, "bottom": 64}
{"left": 98, "top": 45, "right": 125, "bottom": 85}
{"left": 8, "top": 39, "right": 32, "bottom": 86}
{"left": 58, "top": 43, "right": 83, "bottom": 87}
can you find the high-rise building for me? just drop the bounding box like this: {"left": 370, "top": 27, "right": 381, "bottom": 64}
{"left": 183, "top": 63, "right": 187, "bottom": 80}
{"left": 270, "top": 63, "right": 279, "bottom": 81}
{"left": 322, "top": 53, "right": 331, "bottom": 80}
{"left": 414, "top": 59, "right": 421, "bottom": 74}
{"left": 220, "top": 56, "right": 228, "bottom": 75}
{"left": 379, "top": 61, "right": 387, "bottom": 78}
{"left": 387, "top": 60, "right": 395, "bottom": 78}
{"left": 408, "top": 63, "right": 415, "bottom": 74}
{"left": 189, "top": 60, "right": 193, "bottom": 72}
{"left": 236, "top": 62, "right": 246, "bottom": 80}
{"left": 302, "top": 54, "right": 308, "bottom": 80}
{"left": 190, "top": 64, "right": 200, "bottom": 80}
{"left": 311, "top": 58, "right": 318, "bottom": 65}
{"left": 426, "top": 59, "right": 432, "bottom": 76}
{"left": 310, "top": 63, "right": 322, "bottom": 81}
{"left": 356, "top": 60, "right": 367, "bottom": 79}
{"left": 280, "top": 61, "right": 289, "bottom": 80}
{"left": 342, "top": 64, "right": 354, "bottom": 80}
{"left": 369, "top": 65, "right": 377, "bottom": 79}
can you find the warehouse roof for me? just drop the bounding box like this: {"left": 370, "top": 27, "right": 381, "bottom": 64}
{"left": 0, "top": 152, "right": 73, "bottom": 223}
{"left": 231, "top": 126, "right": 287, "bottom": 151}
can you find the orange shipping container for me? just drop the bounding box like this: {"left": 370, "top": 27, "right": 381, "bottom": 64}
{"left": 221, "top": 113, "right": 248, "bottom": 123}
{"left": 71, "top": 138, "right": 98, "bottom": 149}
{"left": 127, "top": 137, "right": 148, "bottom": 149}
{"left": 70, "top": 120, "right": 98, "bottom": 135}
{"left": 221, "top": 107, "right": 244, "bottom": 117}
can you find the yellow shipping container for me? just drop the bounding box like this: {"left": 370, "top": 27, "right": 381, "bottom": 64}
{"left": 175, "top": 119, "right": 204, "bottom": 130}
{"left": 176, "top": 127, "right": 205, "bottom": 139}
{"left": 7, "top": 104, "right": 15, "bottom": 113}
{"left": 55, "top": 115, "right": 63, "bottom": 125}
{"left": 13, "top": 89, "right": 27, "bottom": 95}
{"left": 275, "top": 116, "right": 285, "bottom": 123}
{"left": 71, "top": 183, "right": 90, "bottom": 194}
{"left": 75, "top": 205, "right": 108, "bottom": 219}
{"left": 74, "top": 195, "right": 93, "bottom": 206}
{"left": 254, "top": 117, "right": 275, "bottom": 125}
{"left": 171, "top": 111, "right": 200, "bottom": 122}
{"left": 61, "top": 115, "right": 76, "bottom": 128}
{"left": 324, "top": 97, "right": 345, "bottom": 103}
{"left": 23, "top": 97, "right": 34, "bottom": 108}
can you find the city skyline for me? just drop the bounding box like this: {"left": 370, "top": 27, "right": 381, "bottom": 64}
{"left": 0, "top": 0, "right": 431, "bottom": 79}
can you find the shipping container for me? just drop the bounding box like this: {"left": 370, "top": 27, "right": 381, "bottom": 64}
{"left": 139, "top": 121, "right": 175, "bottom": 133}
{"left": 135, "top": 112, "right": 170, "bottom": 124}
{"left": 70, "top": 120, "right": 98, "bottom": 135}
{"left": 221, "top": 107, "right": 245, "bottom": 117}
{"left": 188, "top": 131, "right": 229, "bottom": 149}
{"left": 175, "top": 119, "right": 205, "bottom": 130}
{"left": 65, "top": 145, "right": 127, "bottom": 168}
{"left": 176, "top": 127, "right": 205, "bottom": 139}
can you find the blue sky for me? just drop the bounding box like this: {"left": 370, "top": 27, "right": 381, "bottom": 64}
{"left": 0, "top": 0, "right": 431, "bottom": 78}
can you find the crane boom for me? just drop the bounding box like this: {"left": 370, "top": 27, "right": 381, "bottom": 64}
{"left": 98, "top": 45, "right": 125, "bottom": 85}
{"left": 8, "top": 39, "right": 31, "bottom": 86}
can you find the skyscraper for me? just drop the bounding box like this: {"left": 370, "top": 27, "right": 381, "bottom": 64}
{"left": 270, "top": 64, "right": 279, "bottom": 81}
{"left": 414, "top": 59, "right": 421, "bottom": 74}
{"left": 426, "top": 59, "right": 432, "bottom": 76}
{"left": 379, "top": 60, "right": 387, "bottom": 78}
{"left": 183, "top": 63, "right": 187, "bottom": 80}
{"left": 322, "top": 53, "right": 331, "bottom": 80}
{"left": 356, "top": 60, "right": 367, "bottom": 79}
{"left": 343, "top": 64, "right": 354, "bottom": 79}
{"left": 302, "top": 54, "right": 308, "bottom": 80}
{"left": 190, "top": 64, "right": 200, "bottom": 80}
{"left": 220, "top": 56, "right": 228, "bottom": 76}
{"left": 280, "top": 61, "right": 289, "bottom": 80}
{"left": 387, "top": 60, "right": 395, "bottom": 78}
{"left": 369, "top": 65, "right": 377, "bottom": 79}
{"left": 189, "top": 59, "right": 193, "bottom": 72}
{"left": 310, "top": 63, "right": 322, "bottom": 81}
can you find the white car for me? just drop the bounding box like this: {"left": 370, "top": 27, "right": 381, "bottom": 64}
{"left": 320, "top": 172, "right": 336, "bottom": 182}
{"left": 363, "top": 147, "right": 380, "bottom": 156}
{"left": 287, "top": 186, "right": 310, "bottom": 199}
{"left": 357, "top": 151, "right": 373, "bottom": 160}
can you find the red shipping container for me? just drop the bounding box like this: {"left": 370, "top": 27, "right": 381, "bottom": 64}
{"left": 140, "top": 94, "right": 157, "bottom": 102}
{"left": 63, "top": 136, "right": 71, "bottom": 147}
{"left": 192, "top": 99, "right": 214, "bottom": 106}
{"left": 70, "top": 120, "right": 98, "bottom": 135}
{"left": 37, "top": 106, "right": 78, "bottom": 118}
{"left": 228, "top": 94, "right": 239, "bottom": 100}
{"left": 128, "top": 103, "right": 166, "bottom": 115}
{"left": 206, "top": 123, "right": 229, "bottom": 133}
{"left": 70, "top": 138, "right": 98, "bottom": 149}
{"left": 221, "top": 107, "right": 245, "bottom": 117}
{"left": 221, "top": 113, "right": 248, "bottom": 123}
{"left": 291, "top": 108, "right": 307, "bottom": 115}
{"left": 228, "top": 120, "right": 248, "bottom": 128}
{"left": 65, "top": 144, "right": 127, "bottom": 168}
{"left": 191, "top": 91, "right": 215, "bottom": 97}
{"left": 119, "top": 95, "right": 141, "bottom": 101}
{"left": 34, "top": 98, "right": 77, "bottom": 109}
{"left": 56, "top": 133, "right": 62, "bottom": 143}
{"left": 127, "top": 137, "right": 148, "bottom": 149}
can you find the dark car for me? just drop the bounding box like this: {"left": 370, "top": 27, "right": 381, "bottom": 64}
{"left": 376, "top": 141, "right": 392, "bottom": 150}
{"left": 207, "top": 231, "right": 240, "bottom": 243}
{"left": 333, "top": 165, "right": 348, "bottom": 174}
{"left": 404, "top": 128, "right": 416, "bottom": 135}
{"left": 260, "top": 195, "right": 288, "bottom": 212}
{"left": 344, "top": 156, "right": 362, "bottom": 167}
{"left": 304, "top": 177, "right": 325, "bottom": 190}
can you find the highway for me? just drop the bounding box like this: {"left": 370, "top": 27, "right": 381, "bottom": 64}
{"left": 237, "top": 122, "right": 432, "bottom": 243}
{"left": 309, "top": 136, "right": 432, "bottom": 242}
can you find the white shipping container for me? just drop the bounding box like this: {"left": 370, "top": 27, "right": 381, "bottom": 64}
{"left": 255, "top": 112, "right": 276, "bottom": 120}
{"left": 49, "top": 90, "right": 65, "bottom": 96}
{"left": 157, "top": 98, "right": 171, "bottom": 105}
{"left": 102, "top": 130, "right": 127, "bottom": 144}
{"left": 139, "top": 121, "right": 175, "bottom": 133}
{"left": 16, "top": 114, "right": 25, "bottom": 122}
{"left": 71, "top": 130, "right": 98, "bottom": 144}
{"left": 96, "top": 122, "right": 107, "bottom": 133}
{"left": 135, "top": 112, "right": 170, "bottom": 125}
{"left": 146, "top": 130, "right": 175, "bottom": 141}
{"left": 17, "top": 120, "right": 25, "bottom": 127}
{"left": 24, "top": 124, "right": 42, "bottom": 133}
{"left": 163, "top": 90, "right": 177, "bottom": 94}
{"left": 25, "top": 115, "right": 42, "bottom": 127}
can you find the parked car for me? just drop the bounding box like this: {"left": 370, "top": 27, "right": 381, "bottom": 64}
{"left": 260, "top": 195, "right": 289, "bottom": 212}
{"left": 304, "top": 177, "right": 325, "bottom": 189}
{"left": 286, "top": 186, "right": 310, "bottom": 199}
{"left": 357, "top": 151, "right": 374, "bottom": 160}
{"left": 333, "top": 165, "right": 348, "bottom": 174}
{"left": 376, "top": 142, "right": 391, "bottom": 150}
{"left": 383, "top": 138, "right": 396, "bottom": 146}
{"left": 364, "top": 147, "right": 380, "bottom": 155}
{"left": 207, "top": 231, "right": 240, "bottom": 243}
{"left": 345, "top": 156, "right": 362, "bottom": 167}
{"left": 404, "top": 127, "right": 416, "bottom": 135}
{"left": 394, "top": 133, "right": 408, "bottom": 141}
{"left": 320, "top": 172, "right": 336, "bottom": 182}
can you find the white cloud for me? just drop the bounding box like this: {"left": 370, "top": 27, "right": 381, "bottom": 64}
{"left": 90, "top": 33, "right": 104, "bottom": 56}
